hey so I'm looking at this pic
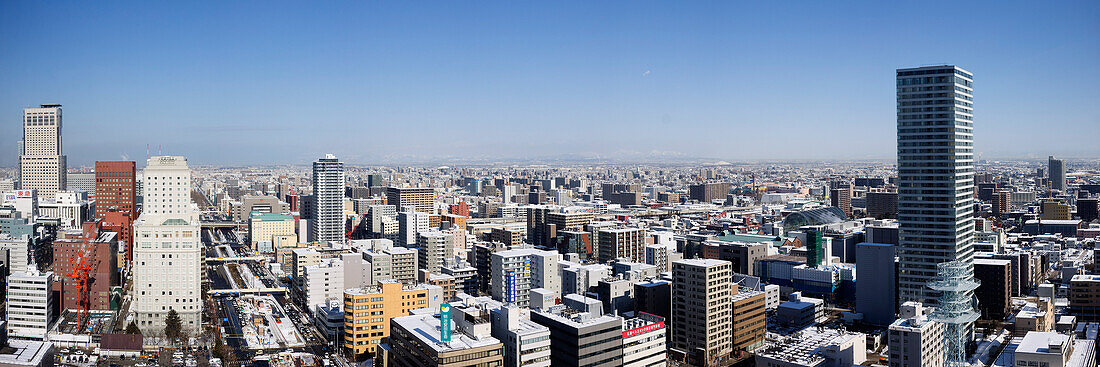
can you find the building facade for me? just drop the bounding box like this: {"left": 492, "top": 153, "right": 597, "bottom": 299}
{"left": 896, "top": 65, "right": 976, "bottom": 305}
{"left": 311, "top": 154, "right": 345, "bottom": 243}
{"left": 132, "top": 156, "right": 202, "bottom": 334}
{"left": 19, "top": 105, "right": 66, "bottom": 199}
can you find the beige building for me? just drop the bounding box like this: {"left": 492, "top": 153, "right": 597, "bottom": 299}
{"left": 248, "top": 212, "right": 295, "bottom": 252}
{"left": 19, "top": 105, "right": 66, "bottom": 199}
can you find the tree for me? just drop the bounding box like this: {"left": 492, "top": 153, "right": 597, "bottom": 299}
{"left": 212, "top": 332, "right": 230, "bottom": 362}
{"left": 164, "top": 309, "right": 182, "bottom": 340}
{"left": 125, "top": 321, "right": 141, "bottom": 335}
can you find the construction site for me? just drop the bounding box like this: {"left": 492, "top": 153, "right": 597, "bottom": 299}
{"left": 223, "top": 295, "right": 306, "bottom": 351}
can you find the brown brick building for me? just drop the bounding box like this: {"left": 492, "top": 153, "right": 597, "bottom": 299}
{"left": 52, "top": 220, "right": 119, "bottom": 312}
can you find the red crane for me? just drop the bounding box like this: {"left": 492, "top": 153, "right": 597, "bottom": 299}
{"left": 63, "top": 221, "right": 102, "bottom": 330}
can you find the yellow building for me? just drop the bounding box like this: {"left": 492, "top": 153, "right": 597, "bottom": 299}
{"left": 343, "top": 280, "right": 444, "bottom": 357}
{"left": 248, "top": 212, "right": 296, "bottom": 252}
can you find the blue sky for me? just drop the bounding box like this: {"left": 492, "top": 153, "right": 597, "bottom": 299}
{"left": 1, "top": 1, "right": 1098, "bottom": 166}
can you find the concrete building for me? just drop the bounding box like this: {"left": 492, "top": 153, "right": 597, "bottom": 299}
{"left": 896, "top": 65, "right": 976, "bottom": 305}
{"left": 530, "top": 295, "right": 624, "bottom": 367}
{"left": 633, "top": 279, "right": 671, "bottom": 326}
{"left": 0, "top": 234, "right": 32, "bottom": 277}
{"left": 490, "top": 305, "right": 552, "bottom": 367}
{"left": 1014, "top": 331, "right": 1096, "bottom": 367}
{"left": 671, "top": 259, "right": 732, "bottom": 365}
{"left": 387, "top": 246, "right": 419, "bottom": 284}
{"left": 249, "top": 212, "right": 295, "bottom": 252}
{"left": 1069, "top": 275, "right": 1100, "bottom": 321}
{"left": 18, "top": 105, "right": 66, "bottom": 199}
{"left": 311, "top": 154, "right": 345, "bottom": 244}
{"left": 342, "top": 280, "right": 443, "bottom": 357}
{"left": 387, "top": 306, "right": 504, "bottom": 367}
{"left": 386, "top": 187, "right": 434, "bottom": 214}
{"left": 830, "top": 186, "right": 852, "bottom": 218}
{"left": 5, "top": 268, "right": 55, "bottom": 341}
{"left": 597, "top": 227, "right": 646, "bottom": 263}
{"left": 417, "top": 230, "right": 454, "bottom": 274}
{"left": 866, "top": 189, "right": 898, "bottom": 219}
{"left": 621, "top": 312, "right": 666, "bottom": 367}
{"left": 688, "top": 182, "right": 729, "bottom": 203}
{"left": 776, "top": 292, "right": 826, "bottom": 330}
{"left": 855, "top": 242, "right": 897, "bottom": 326}
{"left": 303, "top": 258, "right": 345, "bottom": 308}
{"left": 887, "top": 302, "right": 945, "bottom": 367}
{"left": 1049, "top": 156, "right": 1067, "bottom": 192}
{"left": 132, "top": 156, "right": 202, "bottom": 334}
{"left": 730, "top": 288, "right": 766, "bottom": 352}
{"left": 1041, "top": 199, "right": 1073, "bottom": 220}
{"left": 398, "top": 210, "right": 430, "bottom": 247}
{"left": 754, "top": 327, "right": 866, "bottom": 367}
{"left": 490, "top": 248, "right": 561, "bottom": 307}
{"left": 231, "top": 194, "right": 290, "bottom": 222}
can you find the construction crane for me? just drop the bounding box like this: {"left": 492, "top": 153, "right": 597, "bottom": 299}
{"left": 63, "top": 221, "right": 102, "bottom": 330}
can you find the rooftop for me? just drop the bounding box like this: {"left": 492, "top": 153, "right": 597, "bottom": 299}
{"left": 251, "top": 212, "right": 293, "bottom": 221}
{"left": 391, "top": 313, "right": 502, "bottom": 353}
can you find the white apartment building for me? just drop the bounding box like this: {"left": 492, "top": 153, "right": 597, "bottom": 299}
{"left": 132, "top": 156, "right": 202, "bottom": 334}
{"left": 19, "top": 105, "right": 66, "bottom": 199}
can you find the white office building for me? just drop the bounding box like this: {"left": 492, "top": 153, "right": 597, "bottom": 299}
{"left": 132, "top": 156, "right": 202, "bottom": 334}
{"left": 310, "top": 154, "right": 345, "bottom": 244}
{"left": 5, "top": 268, "right": 54, "bottom": 340}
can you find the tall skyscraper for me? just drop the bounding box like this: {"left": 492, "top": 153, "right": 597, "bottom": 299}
{"left": 1048, "top": 155, "right": 1066, "bottom": 192}
{"left": 310, "top": 154, "right": 345, "bottom": 243}
{"left": 132, "top": 156, "right": 202, "bottom": 334}
{"left": 896, "top": 65, "right": 975, "bottom": 305}
{"left": 19, "top": 104, "right": 66, "bottom": 198}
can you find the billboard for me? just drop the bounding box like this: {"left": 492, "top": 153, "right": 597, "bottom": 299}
{"left": 440, "top": 303, "right": 452, "bottom": 342}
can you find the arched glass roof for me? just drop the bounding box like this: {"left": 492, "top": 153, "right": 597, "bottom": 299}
{"left": 783, "top": 206, "right": 847, "bottom": 231}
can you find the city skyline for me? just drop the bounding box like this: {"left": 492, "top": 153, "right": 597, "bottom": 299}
{"left": 2, "top": 1, "right": 1099, "bottom": 166}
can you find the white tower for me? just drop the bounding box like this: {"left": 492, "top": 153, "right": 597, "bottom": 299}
{"left": 132, "top": 156, "right": 202, "bottom": 335}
